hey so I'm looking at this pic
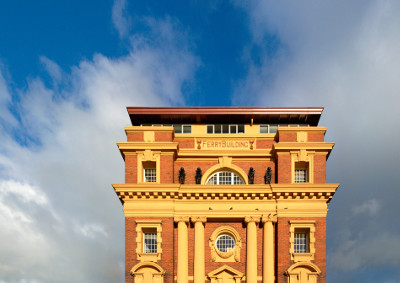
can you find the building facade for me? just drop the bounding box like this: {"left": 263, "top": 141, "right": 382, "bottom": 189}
{"left": 112, "top": 107, "right": 339, "bottom": 283}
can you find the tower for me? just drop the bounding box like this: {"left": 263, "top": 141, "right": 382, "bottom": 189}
{"left": 112, "top": 107, "right": 339, "bottom": 283}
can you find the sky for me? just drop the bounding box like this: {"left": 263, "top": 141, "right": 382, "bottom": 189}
{"left": 0, "top": 0, "right": 399, "bottom": 282}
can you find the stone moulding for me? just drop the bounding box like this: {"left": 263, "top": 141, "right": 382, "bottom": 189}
{"left": 112, "top": 183, "right": 339, "bottom": 203}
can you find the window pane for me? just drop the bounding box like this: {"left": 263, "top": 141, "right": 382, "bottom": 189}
{"left": 206, "top": 175, "right": 217, "bottom": 184}
{"left": 233, "top": 174, "right": 245, "bottom": 184}
{"left": 143, "top": 232, "right": 157, "bottom": 253}
{"left": 183, "top": 125, "right": 191, "bottom": 133}
{"left": 260, "top": 125, "right": 269, "bottom": 133}
{"left": 173, "top": 124, "right": 182, "bottom": 133}
{"left": 294, "top": 233, "right": 307, "bottom": 253}
{"left": 216, "top": 234, "right": 235, "bottom": 252}
{"left": 238, "top": 124, "right": 245, "bottom": 133}
{"left": 206, "top": 171, "right": 244, "bottom": 185}
{"left": 218, "top": 171, "right": 231, "bottom": 184}
{"left": 295, "top": 169, "right": 307, "bottom": 183}
{"left": 222, "top": 124, "right": 229, "bottom": 133}
{"left": 269, "top": 125, "right": 278, "bottom": 133}
{"left": 144, "top": 168, "right": 156, "bottom": 182}
{"left": 207, "top": 125, "right": 214, "bottom": 134}
{"left": 215, "top": 124, "right": 222, "bottom": 133}
{"left": 229, "top": 125, "right": 237, "bottom": 133}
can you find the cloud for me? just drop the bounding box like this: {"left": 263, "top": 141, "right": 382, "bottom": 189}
{"left": 40, "top": 56, "right": 63, "bottom": 83}
{"left": 235, "top": 0, "right": 400, "bottom": 280}
{"left": 0, "top": 16, "right": 198, "bottom": 282}
{"left": 112, "top": 0, "right": 131, "bottom": 38}
{"left": 353, "top": 199, "right": 380, "bottom": 216}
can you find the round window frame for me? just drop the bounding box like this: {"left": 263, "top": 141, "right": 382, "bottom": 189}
{"left": 209, "top": 226, "right": 242, "bottom": 262}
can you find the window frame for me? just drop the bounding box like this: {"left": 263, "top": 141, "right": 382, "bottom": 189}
{"left": 206, "top": 124, "right": 245, "bottom": 134}
{"left": 136, "top": 220, "right": 162, "bottom": 262}
{"left": 209, "top": 226, "right": 242, "bottom": 262}
{"left": 205, "top": 171, "right": 245, "bottom": 185}
{"left": 289, "top": 220, "right": 315, "bottom": 262}
{"left": 143, "top": 229, "right": 158, "bottom": 253}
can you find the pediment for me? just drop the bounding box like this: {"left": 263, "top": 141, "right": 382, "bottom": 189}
{"left": 207, "top": 265, "right": 243, "bottom": 278}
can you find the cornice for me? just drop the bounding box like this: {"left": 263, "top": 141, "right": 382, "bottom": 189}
{"left": 177, "top": 149, "right": 272, "bottom": 157}
{"left": 277, "top": 127, "right": 327, "bottom": 133}
{"left": 125, "top": 126, "right": 175, "bottom": 133}
{"left": 112, "top": 183, "right": 339, "bottom": 203}
{"left": 117, "top": 142, "right": 179, "bottom": 151}
{"left": 273, "top": 142, "right": 334, "bottom": 151}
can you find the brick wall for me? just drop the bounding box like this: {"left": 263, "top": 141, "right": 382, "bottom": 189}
{"left": 155, "top": 132, "right": 173, "bottom": 142}
{"left": 127, "top": 131, "right": 144, "bottom": 142}
{"left": 125, "top": 217, "right": 175, "bottom": 283}
{"left": 277, "top": 155, "right": 291, "bottom": 183}
{"left": 160, "top": 155, "right": 174, "bottom": 183}
{"left": 275, "top": 217, "right": 326, "bottom": 283}
{"left": 313, "top": 155, "right": 327, "bottom": 183}
{"left": 125, "top": 155, "right": 137, "bottom": 183}
{"left": 308, "top": 132, "right": 324, "bottom": 142}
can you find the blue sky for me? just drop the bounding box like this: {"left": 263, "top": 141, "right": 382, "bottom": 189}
{"left": 1, "top": 1, "right": 400, "bottom": 282}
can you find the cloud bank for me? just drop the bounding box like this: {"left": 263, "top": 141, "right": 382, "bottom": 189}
{"left": 0, "top": 15, "right": 198, "bottom": 282}
{"left": 235, "top": 1, "right": 400, "bottom": 281}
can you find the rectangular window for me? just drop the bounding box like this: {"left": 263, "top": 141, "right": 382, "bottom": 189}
{"left": 206, "top": 124, "right": 245, "bottom": 134}
{"left": 295, "top": 169, "right": 307, "bottom": 183}
{"left": 144, "top": 168, "right": 156, "bottom": 183}
{"left": 172, "top": 124, "right": 191, "bottom": 133}
{"left": 173, "top": 124, "right": 182, "bottom": 133}
{"left": 182, "top": 125, "right": 191, "bottom": 133}
{"left": 143, "top": 231, "right": 157, "bottom": 253}
{"left": 269, "top": 125, "right": 278, "bottom": 133}
{"left": 260, "top": 125, "right": 269, "bottom": 133}
{"left": 294, "top": 232, "right": 308, "bottom": 253}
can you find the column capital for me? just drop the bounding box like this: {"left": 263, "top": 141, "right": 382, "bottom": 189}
{"left": 261, "top": 214, "right": 277, "bottom": 223}
{"left": 174, "top": 216, "right": 190, "bottom": 223}
{"left": 244, "top": 216, "right": 260, "bottom": 224}
{"left": 191, "top": 216, "right": 207, "bottom": 223}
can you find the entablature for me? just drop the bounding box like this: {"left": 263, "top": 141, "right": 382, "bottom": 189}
{"left": 113, "top": 183, "right": 339, "bottom": 203}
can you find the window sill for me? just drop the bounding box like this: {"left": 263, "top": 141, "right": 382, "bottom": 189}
{"left": 292, "top": 252, "right": 314, "bottom": 262}
{"left": 137, "top": 252, "right": 161, "bottom": 262}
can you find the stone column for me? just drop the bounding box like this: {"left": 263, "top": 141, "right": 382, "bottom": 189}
{"left": 245, "top": 216, "right": 260, "bottom": 283}
{"left": 174, "top": 216, "right": 190, "bottom": 283}
{"left": 192, "top": 216, "right": 207, "bottom": 283}
{"left": 262, "top": 215, "right": 277, "bottom": 283}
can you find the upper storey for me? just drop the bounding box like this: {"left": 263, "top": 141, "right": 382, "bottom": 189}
{"left": 128, "top": 106, "right": 323, "bottom": 127}
{"left": 118, "top": 107, "right": 334, "bottom": 185}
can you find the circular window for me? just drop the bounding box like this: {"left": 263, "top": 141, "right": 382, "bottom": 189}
{"left": 216, "top": 234, "right": 236, "bottom": 253}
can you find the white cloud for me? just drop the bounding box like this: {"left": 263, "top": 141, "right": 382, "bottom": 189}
{"left": 330, "top": 232, "right": 400, "bottom": 271}
{"left": 353, "top": 199, "right": 380, "bottom": 216}
{"left": 0, "top": 16, "right": 198, "bottom": 282}
{"left": 39, "top": 56, "right": 63, "bottom": 83}
{"left": 112, "top": 0, "right": 131, "bottom": 38}
{"left": 235, "top": 0, "right": 400, "bottom": 279}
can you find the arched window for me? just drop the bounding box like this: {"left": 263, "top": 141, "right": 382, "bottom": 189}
{"left": 206, "top": 171, "right": 245, "bottom": 185}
